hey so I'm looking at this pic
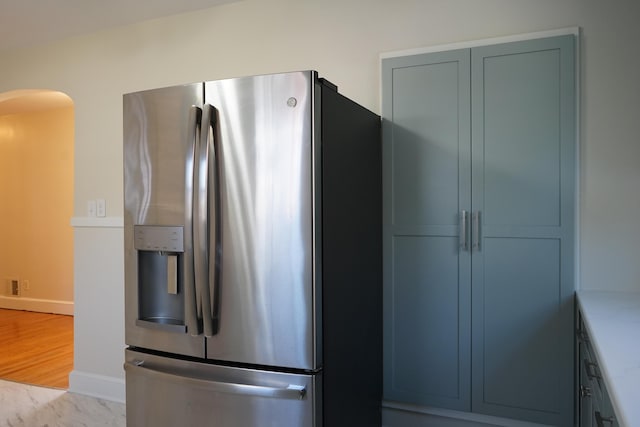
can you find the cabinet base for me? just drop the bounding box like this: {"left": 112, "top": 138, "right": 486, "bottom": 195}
{"left": 382, "top": 401, "right": 553, "bottom": 427}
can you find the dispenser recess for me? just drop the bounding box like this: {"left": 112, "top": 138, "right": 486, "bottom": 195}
{"left": 134, "top": 225, "right": 186, "bottom": 333}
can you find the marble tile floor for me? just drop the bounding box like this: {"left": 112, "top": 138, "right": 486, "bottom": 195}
{"left": 0, "top": 379, "right": 125, "bottom": 427}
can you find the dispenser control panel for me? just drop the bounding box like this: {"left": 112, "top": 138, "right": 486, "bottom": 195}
{"left": 134, "top": 225, "right": 184, "bottom": 252}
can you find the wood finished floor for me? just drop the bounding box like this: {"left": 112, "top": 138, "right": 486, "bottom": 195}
{"left": 0, "top": 308, "right": 73, "bottom": 389}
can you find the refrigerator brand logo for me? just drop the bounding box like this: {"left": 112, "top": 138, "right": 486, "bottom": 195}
{"left": 287, "top": 97, "right": 297, "bottom": 108}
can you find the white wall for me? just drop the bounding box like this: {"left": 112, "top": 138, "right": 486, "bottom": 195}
{"left": 69, "top": 225, "right": 124, "bottom": 401}
{"left": 1, "top": 0, "right": 638, "bottom": 399}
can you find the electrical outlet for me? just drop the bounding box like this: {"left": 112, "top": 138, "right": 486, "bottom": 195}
{"left": 7, "top": 278, "right": 20, "bottom": 297}
{"left": 22, "top": 280, "right": 30, "bottom": 291}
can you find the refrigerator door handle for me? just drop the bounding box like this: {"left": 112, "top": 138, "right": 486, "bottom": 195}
{"left": 184, "top": 106, "right": 202, "bottom": 336}
{"left": 195, "top": 104, "right": 220, "bottom": 337}
{"left": 124, "top": 361, "right": 307, "bottom": 400}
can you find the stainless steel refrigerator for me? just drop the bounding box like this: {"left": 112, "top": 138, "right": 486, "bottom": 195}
{"left": 123, "top": 71, "right": 381, "bottom": 426}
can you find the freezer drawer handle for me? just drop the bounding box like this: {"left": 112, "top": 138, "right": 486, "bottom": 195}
{"left": 124, "top": 361, "right": 307, "bottom": 400}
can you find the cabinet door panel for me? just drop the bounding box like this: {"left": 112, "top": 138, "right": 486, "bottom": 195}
{"left": 471, "top": 35, "right": 575, "bottom": 426}
{"left": 390, "top": 61, "right": 463, "bottom": 226}
{"left": 481, "top": 237, "right": 561, "bottom": 412}
{"left": 382, "top": 49, "right": 471, "bottom": 410}
{"left": 482, "top": 48, "right": 562, "bottom": 227}
{"left": 390, "top": 236, "right": 463, "bottom": 402}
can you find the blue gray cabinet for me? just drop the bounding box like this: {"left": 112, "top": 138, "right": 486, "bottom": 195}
{"left": 382, "top": 35, "right": 576, "bottom": 426}
{"left": 382, "top": 48, "right": 472, "bottom": 411}
{"left": 577, "top": 315, "right": 619, "bottom": 427}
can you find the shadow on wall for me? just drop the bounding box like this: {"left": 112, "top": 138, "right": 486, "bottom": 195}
{"left": 0, "top": 89, "right": 75, "bottom": 315}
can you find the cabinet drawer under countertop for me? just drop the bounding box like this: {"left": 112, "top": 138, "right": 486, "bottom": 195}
{"left": 577, "top": 291, "right": 640, "bottom": 427}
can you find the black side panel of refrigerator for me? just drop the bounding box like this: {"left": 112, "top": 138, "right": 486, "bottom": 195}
{"left": 321, "top": 84, "right": 382, "bottom": 426}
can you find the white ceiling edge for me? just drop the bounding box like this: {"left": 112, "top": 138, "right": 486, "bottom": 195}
{"left": 0, "top": 0, "right": 240, "bottom": 53}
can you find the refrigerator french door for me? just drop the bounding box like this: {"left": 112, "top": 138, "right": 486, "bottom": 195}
{"left": 123, "top": 71, "right": 382, "bottom": 426}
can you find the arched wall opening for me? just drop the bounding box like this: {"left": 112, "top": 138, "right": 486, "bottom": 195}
{"left": 0, "top": 89, "right": 74, "bottom": 388}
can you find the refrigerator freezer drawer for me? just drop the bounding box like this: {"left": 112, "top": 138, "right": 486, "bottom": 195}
{"left": 125, "top": 349, "right": 321, "bottom": 427}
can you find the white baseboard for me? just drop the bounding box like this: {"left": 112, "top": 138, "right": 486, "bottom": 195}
{"left": 68, "top": 370, "right": 126, "bottom": 404}
{"left": 0, "top": 296, "right": 74, "bottom": 315}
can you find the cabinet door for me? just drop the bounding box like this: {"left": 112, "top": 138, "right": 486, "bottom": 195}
{"left": 382, "top": 49, "right": 471, "bottom": 410}
{"left": 579, "top": 341, "right": 593, "bottom": 427}
{"left": 470, "top": 35, "right": 575, "bottom": 426}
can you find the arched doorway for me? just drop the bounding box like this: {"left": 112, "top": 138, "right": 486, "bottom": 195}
{"left": 0, "top": 89, "right": 74, "bottom": 388}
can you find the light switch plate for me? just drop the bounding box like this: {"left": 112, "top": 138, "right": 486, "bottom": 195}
{"left": 96, "top": 199, "right": 106, "bottom": 217}
{"left": 88, "top": 200, "right": 97, "bottom": 217}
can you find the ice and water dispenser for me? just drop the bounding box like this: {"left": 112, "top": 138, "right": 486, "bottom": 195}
{"left": 134, "top": 225, "right": 186, "bottom": 333}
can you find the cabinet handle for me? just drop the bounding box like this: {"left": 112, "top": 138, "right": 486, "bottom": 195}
{"left": 576, "top": 327, "right": 590, "bottom": 343}
{"left": 595, "top": 411, "right": 615, "bottom": 427}
{"left": 580, "top": 385, "right": 592, "bottom": 398}
{"left": 460, "top": 211, "right": 468, "bottom": 251}
{"left": 584, "top": 360, "right": 602, "bottom": 380}
{"left": 472, "top": 211, "right": 480, "bottom": 250}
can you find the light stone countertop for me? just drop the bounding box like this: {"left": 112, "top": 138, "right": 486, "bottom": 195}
{"left": 577, "top": 291, "right": 640, "bottom": 427}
